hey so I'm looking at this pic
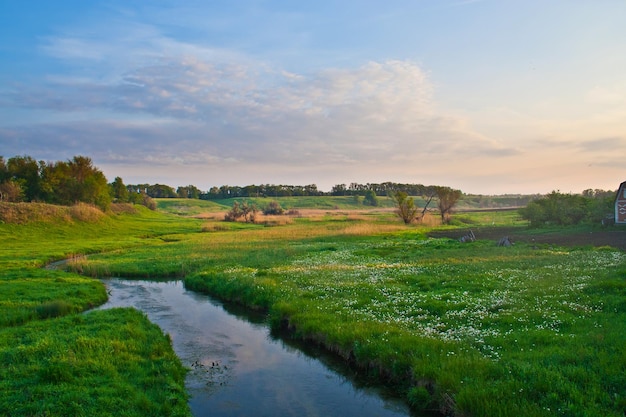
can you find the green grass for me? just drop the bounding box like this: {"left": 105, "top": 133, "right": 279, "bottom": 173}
{"left": 0, "top": 202, "right": 196, "bottom": 416}
{"left": 3, "top": 200, "right": 625, "bottom": 416}
{"left": 66, "top": 206, "right": 626, "bottom": 416}
{"left": 0, "top": 308, "right": 188, "bottom": 417}
{"left": 156, "top": 198, "right": 230, "bottom": 215}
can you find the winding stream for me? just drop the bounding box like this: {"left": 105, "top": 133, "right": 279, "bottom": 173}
{"left": 95, "top": 278, "right": 416, "bottom": 417}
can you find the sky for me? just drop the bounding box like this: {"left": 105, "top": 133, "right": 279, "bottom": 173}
{"left": 1, "top": 1, "right": 625, "bottom": 194}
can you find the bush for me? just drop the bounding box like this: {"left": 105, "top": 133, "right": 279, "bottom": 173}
{"left": 363, "top": 190, "right": 379, "bottom": 206}
{"left": 263, "top": 201, "right": 284, "bottom": 215}
{"left": 519, "top": 191, "right": 614, "bottom": 227}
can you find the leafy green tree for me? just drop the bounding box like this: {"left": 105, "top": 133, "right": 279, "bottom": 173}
{"left": 434, "top": 186, "right": 462, "bottom": 224}
{"left": 393, "top": 192, "right": 418, "bottom": 224}
{"left": 6, "top": 156, "right": 43, "bottom": 201}
{"left": 363, "top": 190, "right": 379, "bottom": 206}
{"left": 0, "top": 157, "right": 8, "bottom": 183}
{"left": 519, "top": 190, "right": 613, "bottom": 226}
{"left": 110, "top": 177, "right": 129, "bottom": 203}
{"left": 177, "top": 185, "right": 200, "bottom": 199}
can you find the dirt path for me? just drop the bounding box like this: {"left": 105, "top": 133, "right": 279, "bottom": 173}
{"left": 429, "top": 226, "right": 626, "bottom": 251}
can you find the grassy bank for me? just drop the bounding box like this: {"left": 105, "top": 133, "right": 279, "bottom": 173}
{"left": 65, "top": 207, "right": 626, "bottom": 416}
{"left": 0, "top": 202, "right": 196, "bottom": 416}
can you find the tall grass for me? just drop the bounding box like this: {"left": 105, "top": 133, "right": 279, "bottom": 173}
{"left": 0, "top": 308, "right": 189, "bottom": 416}
{"left": 5, "top": 200, "right": 623, "bottom": 416}
{"left": 70, "top": 207, "right": 626, "bottom": 416}
{"left": 0, "top": 203, "right": 195, "bottom": 416}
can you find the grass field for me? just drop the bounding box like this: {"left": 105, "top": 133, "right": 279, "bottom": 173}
{"left": 0, "top": 202, "right": 195, "bottom": 416}
{"left": 2, "top": 199, "right": 625, "bottom": 416}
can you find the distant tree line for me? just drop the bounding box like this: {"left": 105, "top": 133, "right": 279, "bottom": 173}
{"left": 4, "top": 155, "right": 465, "bottom": 211}
{"left": 330, "top": 182, "right": 431, "bottom": 197}
{"left": 130, "top": 182, "right": 463, "bottom": 200}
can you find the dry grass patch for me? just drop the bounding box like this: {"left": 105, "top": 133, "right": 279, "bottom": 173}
{"left": 195, "top": 212, "right": 226, "bottom": 221}
{"left": 69, "top": 203, "right": 105, "bottom": 222}
{"left": 0, "top": 202, "right": 71, "bottom": 224}
{"left": 109, "top": 203, "right": 138, "bottom": 215}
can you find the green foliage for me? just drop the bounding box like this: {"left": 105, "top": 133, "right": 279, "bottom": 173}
{"left": 363, "top": 190, "right": 379, "bottom": 206}
{"left": 407, "top": 386, "right": 433, "bottom": 410}
{"left": 393, "top": 191, "right": 418, "bottom": 224}
{"left": 434, "top": 186, "right": 463, "bottom": 224}
{"left": 0, "top": 204, "right": 197, "bottom": 416}
{"left": 110, "top": 176, "right": 129, "bottom": 202}
{"left": 35, "top": 300, "right": 74, "bottom": 319}
{"left": 2, "top": 155, "right": 111, "bottom": 210}
{"left": 519, "top": 191, "right": 615, "bottom": 227}
{"left": 4, "top": 200, "right": 624, "bottom": 417}
{"left": 263, "top": 200, "right": 285, "bottom": 215}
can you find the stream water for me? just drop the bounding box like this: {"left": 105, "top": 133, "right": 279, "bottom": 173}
{"left": 95, "top": 278, "right": 415, "bottom": 417}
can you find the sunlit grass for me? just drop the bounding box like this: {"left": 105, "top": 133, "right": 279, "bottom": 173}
{"left": 69, "top": 207, "right": 626, "bottom": 416}
{"left": 7, "top": 199, "right": 623, "bottom": 416}
{"left": 0, "top": 204, "right": 195, "bottom": 416}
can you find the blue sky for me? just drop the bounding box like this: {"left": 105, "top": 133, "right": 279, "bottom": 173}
{"left": 1, "top": 0, "right": 625, "bottom": 194}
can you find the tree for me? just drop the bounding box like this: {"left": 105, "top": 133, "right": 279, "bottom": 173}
{"left": 6, "top": 155, "right": 43, "bottom": 201}
{"left": 110, "top": 177, "right": 129, "bottom": 202}
{"left": 417, "top": 187, "right": 436, "bottom": 222}
{"left": 0, "top": 180, "right": 23, "bottom": 202}
{"left": 177, "top": 185, "right": 200, "bottom": 199}
{"left": 224, "top": 201, "right": 243, "bottom": 222}
{"left": 240, "top": 201, "right": 257, "bottom": 223}
{"left": 363, "top": 190, "right": 379, "bottom": 206}
{"left": 519, "top": 190, "right": 612, "bottom": 226}
{"left": 393, "top": 192, "right": 418, "bottom": 224}
{"left": 434, "top": 186, "right": 462, "bottom": 224}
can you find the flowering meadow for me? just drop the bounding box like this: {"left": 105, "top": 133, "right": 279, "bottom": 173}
{"left": 67, "top": 209, "right": 626, "bottom": 416}
{"left": 185, "top": 226, "right": 626, "bottom": 416}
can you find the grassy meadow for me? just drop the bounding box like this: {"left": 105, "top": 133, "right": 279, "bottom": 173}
{"left": 0, "top": 202, "right": 195, "bottom": 416}
{"left": 1, "top": 198, "right": 625, "bottom": 416}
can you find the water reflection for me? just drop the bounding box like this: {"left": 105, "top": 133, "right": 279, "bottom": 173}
{"left": 97, "top": 279, "right": 414, "bottom": 417}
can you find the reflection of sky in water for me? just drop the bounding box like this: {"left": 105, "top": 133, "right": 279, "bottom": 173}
{"left": 97, "top": 279, "right": 412, "bottom": 417}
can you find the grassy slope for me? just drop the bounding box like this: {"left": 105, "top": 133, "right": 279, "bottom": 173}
{"left": 155, "top": 194, "right": 532, "bottom": 216}
{"left": 67, "top": 208, "right": 626, "bottom": 416}
{"left": 0, "top": 202, "right": 197, "bottom": 416}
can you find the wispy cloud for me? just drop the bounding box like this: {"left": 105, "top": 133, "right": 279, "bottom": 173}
{"left": 5, "top": 24, "right": 516, "bottom": 174}
{"left": 3, "top": 3, "right": 624, "bottom": 194}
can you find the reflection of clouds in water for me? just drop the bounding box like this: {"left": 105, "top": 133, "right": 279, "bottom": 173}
{"left": 98, "top": 278, "right": 410, "bottom": 417}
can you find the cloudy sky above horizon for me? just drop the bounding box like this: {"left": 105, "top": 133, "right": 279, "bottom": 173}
{"left": 1, "top": 1, "right": 625, "bottom": 194}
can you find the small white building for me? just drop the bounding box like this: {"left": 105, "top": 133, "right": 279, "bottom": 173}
{"left": 616, "top": 181, "right": 626, "bottom": 224}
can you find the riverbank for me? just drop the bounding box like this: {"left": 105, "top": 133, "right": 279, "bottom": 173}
{"left": 0, "top": 203, "right": 195, "bottom": 416}
{"left": 66, "top": 208, "right": 626, "bottom": 417}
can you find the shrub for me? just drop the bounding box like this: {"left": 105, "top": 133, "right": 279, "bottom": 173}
{"left": 363, "top": 190, "right": 379, "bottom": 206}
{"left": 224, "top": 201, "right": 243, "bottom": 222}
{"left": 263, "top": 201, "right": 284, "bottom": 215}
{"left": 519, "top": 190, "right": 614, "bottom": 227}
